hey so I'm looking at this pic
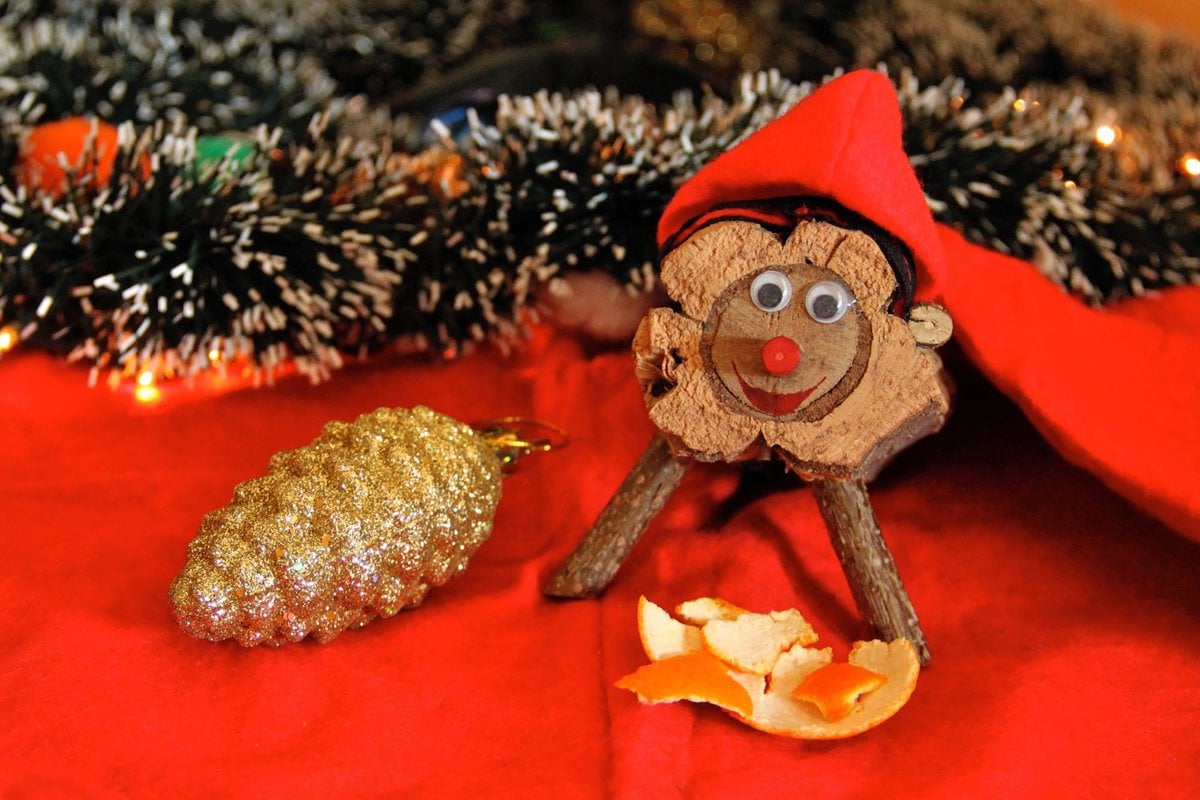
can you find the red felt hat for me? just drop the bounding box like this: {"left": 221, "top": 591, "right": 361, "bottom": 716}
{"left": 657, "top": 70, "right": 945, "bottom": 292}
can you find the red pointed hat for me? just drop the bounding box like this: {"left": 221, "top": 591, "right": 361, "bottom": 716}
{"left": 657, "top": 70, "right": 944, "bottom": 291}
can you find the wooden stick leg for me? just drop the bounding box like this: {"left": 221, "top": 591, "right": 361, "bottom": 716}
{"left": 544, "top": 433, "right": 690, "bottom": 599}
{"left": 811, "top": 479, "right": 931, "bottom": 664}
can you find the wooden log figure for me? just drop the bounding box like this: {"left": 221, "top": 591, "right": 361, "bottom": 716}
{"left": 546, "top": 71, "right": 954, "bottom": 663}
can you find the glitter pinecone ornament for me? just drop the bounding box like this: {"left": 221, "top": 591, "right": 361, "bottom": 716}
{"left": 169, "top": 405, "right": 546, "bottom": 647}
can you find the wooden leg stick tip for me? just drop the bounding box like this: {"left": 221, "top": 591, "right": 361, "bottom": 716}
{"left": 545, "top": 433, "right": 689, "bottom": 598}
{"left": 811, "top": 478, "right": 932, "bottom": 665}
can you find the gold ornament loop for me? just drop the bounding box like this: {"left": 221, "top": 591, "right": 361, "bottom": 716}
{"left": 475, "top": 417, "right": 568, "bottom": 469}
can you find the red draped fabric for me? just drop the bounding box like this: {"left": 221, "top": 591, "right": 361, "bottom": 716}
{"left": 2, "top": 238, "right": 1199, "bottom": 796}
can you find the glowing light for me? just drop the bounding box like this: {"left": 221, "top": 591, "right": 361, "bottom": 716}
{"left": 1063, "top": 180, "right": 1077, "bottom": 190}
{"left": 0, "top": 325, "right": 16, "bottom": 353}
{"left": 133, "top": 369, "right": 161, "bottom": 404}
{"left": 134, "top": 384, "right": 162, "bottom": 404}
{"left": 208, "top": 348, "right": 222, "bottom": 363}
{"left": 1012, "top": 98, "right": 1027, "bottom": 112}
{"left": 1094, "top": 125, "right": 1119, "bottom": 147}
{"left": 1181, "top": 154, "right": 1200, "bottom": 177}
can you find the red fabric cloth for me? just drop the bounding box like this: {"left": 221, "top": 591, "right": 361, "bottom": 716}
{"left": 2, "top": 288, "right": 1199, "bottom": 796}
{"left": 936, "top": 228, "right": 1200, "bottom": 542}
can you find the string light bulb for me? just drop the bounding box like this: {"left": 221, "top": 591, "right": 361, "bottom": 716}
{"left": 1094, "top": 125, "right": 1120, "bottom": 147}
{"left": 0, "top": 325, "right": 17, "bottom": 354}
{"left": 1180, "top": 154, "right": 1200, "bottom": 177}
{"left": 134, "top": 370, "right": 162, "bottom": 404}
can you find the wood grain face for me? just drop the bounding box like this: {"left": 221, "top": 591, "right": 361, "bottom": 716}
{"left": 701, "top": 262, "right": 872, "bottom": 423}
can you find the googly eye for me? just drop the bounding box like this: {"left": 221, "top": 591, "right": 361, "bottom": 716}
{"left": 804, "top": 280, "right": 855, "bottom": 323}
{"left": 749, "top": 270, "right": 793, "bottom": 313}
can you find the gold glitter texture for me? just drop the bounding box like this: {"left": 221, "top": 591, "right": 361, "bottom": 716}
{"left": 169, "top": 406, "right": 502, "bottom": 646}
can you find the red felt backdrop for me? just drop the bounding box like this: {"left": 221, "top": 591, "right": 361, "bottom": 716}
{"left": 2, "top": 228, "right": 1199, "bottom": 798}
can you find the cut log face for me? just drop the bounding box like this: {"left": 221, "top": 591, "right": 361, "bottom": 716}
{"left": 639, "top": 219, "right": 952, "bottom": 480}
{"left": 701, "top": 262, "right": 872, "bottom": 422}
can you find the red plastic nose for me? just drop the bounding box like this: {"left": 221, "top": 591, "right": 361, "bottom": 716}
{"left": 761, "top": 336, "right": 801, "bottom": 375}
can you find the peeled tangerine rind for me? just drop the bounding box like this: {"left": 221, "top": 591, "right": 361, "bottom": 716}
{"left": 792, "top": 662, "right": 889, "bottom": 723}
{"left": 735, "top": 638, "right": 920, "bottom": 739}
{"left": 675, "top": 596, "right": 749, "bottom": 625}
{"left": 615, "top": 651, "right": 755, "bottom": 719}
{"left": 700, "top": 608, "right": 819, "bottom": 676}
{"left": 638, "top": 596, "right": 703, "bottom": 660}
{"left": 618, "top": 598, "right": 920, "bottom": 740}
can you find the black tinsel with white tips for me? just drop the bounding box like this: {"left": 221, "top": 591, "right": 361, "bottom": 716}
{"left": 0, "top": 0, "right": 1197, "bottom": 385}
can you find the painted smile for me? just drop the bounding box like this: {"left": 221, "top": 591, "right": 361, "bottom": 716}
{"left": 733, "top": 363, "right": 826, "bottom": 416}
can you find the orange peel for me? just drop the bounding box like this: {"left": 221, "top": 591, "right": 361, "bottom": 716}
{"left": 618, "top": 597, "right": 920, "bottom": 739}
{"left": 615, "top": 650, "right": 754, "bottom": 718}
{"left": 792, "top": 661, "right": 888, "bottom": 722}
{"left": 733, "top": 637, "right": 920, "bottom": 739}
{"left": 700, "top": 608, "right": 818, "bottom": 675}
{"left": 637, "top": 595, "right": 702, "bottom": 660}
{"left": 674, "top": 596, "right": 748, "bottom": 625}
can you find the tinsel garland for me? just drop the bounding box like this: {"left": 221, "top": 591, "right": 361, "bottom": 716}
{"left": 0, "top": 0, "right": 1197, "bottom": 385}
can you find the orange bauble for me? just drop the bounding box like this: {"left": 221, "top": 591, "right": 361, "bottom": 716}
{"left": 15, "top": 118, "right": 121, "bottom": 197}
